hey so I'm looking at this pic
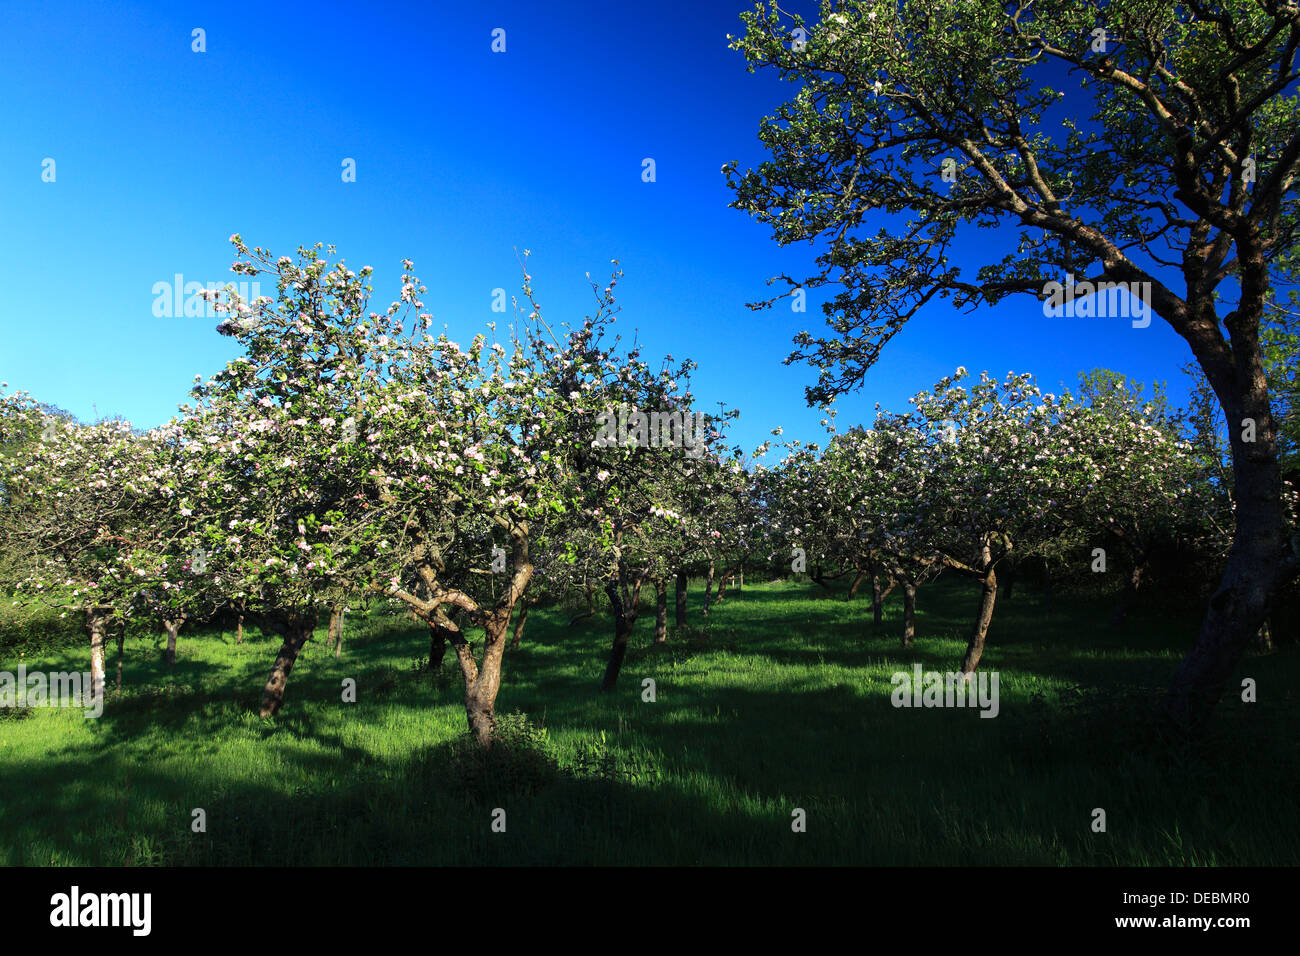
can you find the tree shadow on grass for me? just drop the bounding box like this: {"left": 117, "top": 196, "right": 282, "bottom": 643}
{"left": 0, "top": 709, "right": 931, "bottom": 865}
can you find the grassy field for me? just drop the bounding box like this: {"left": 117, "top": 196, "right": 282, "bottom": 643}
{"left": 1, "top": 577, "right": 1296, "bottom": 866}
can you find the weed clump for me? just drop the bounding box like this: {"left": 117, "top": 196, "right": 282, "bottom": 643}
{"left": 442, "top": 710, "right": 560, "bottom": 800}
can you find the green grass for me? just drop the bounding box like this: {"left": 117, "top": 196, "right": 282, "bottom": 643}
{"left": 0, "top": 577, "right": 1295, "bottom": 865}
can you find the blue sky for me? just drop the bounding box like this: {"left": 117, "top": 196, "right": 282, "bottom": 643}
{"left": 0, "top": 0, "right": 1200, "bottom": 454}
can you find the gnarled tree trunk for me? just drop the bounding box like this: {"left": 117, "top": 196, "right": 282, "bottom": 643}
{"left": 454, "top": 551, "right": 534, "bottom": 748}
{"left": 428, "top": 618, "right": 447, "bottom": 670}
{"left": 1167, "top": 389, "right": 1289, "bottom": 728}
{"left": 432, "top": 609, "right": 492, "bottom": 746}
{"left": 959, "top": 542, "right": 998, "bottom": 675}
{"left": 463, "top": 603, "right": 521, "bottom": 748}
{"left": 510, "top": 598, "right": 531, "bottom": 649}
{"left": 258, "top": 610, "right": 318, "bottom": 717}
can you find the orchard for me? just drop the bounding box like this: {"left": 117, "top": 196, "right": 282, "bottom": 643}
{"left": 0, "top": 0, "right": 1297, "bottom": 873}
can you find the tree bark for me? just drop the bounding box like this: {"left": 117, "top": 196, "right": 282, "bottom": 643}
{"left": 432, "top": 609, "right": 492, "bottom": 746}
{"left": 847, "top": 569, "right": 867, "bottom": 601}
{"left": 258, "top": 611, "right": 317, "bottom": 717}
{"left": 1160, "top": 240, "right": 1299, "bottom": 729}
{"left": 163, "top": 618, "right": 182, "bottom": 666}
{"left": 1256, "top": 618, "right": 1274, "bottom": 653}
{"left": 446, "top": 547, "right": 534, "bottom": 749}
{"left": 675, "top": 569, "right": 687, "bottom": 627}
{"left": 510, "top": 599, "right": 531, "bottom": 649}
{"left": 902, "top": 580, "right": 917, "bottom": 648}
{"left": 115, "top": 621, "right": 125, "bottom": 692}
{"left": 428, "top": 619, "right": 447, "bottom": 670}
{"left": 959, "top": 543, "right": 998, "bottom": 675}
{"left": 703, "top": 560, "right": 715, "bottom": 616}
{"left": 1167, "top": 433, "right": 1287, "bottom": 727}
{"left": 654, "top": 577, "right": 668, "bottom": 644}
{"left": 600, "top": 573, "right": 644, "bottom": 692}
{"left": 236, "top": 598, "right": 245, "bottom": 645}
{"left": 326, "top": 603, "right": 345, "bottom": 658}
{"left": 464, "top": 606, "right": 516, "bottom": 749}
{"left": 438, "top": 608, "right": 497, "bottom": 749}
{"left": 872, "top": 573, "right": 884, "bottom": 625}
{"left": 85, "top": 607, "right": 109, "bottom": 709}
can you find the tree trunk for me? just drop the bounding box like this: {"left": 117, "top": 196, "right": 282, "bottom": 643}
{"left": 236, "top": 599, "right": 245, "bottom": 645}
{"left": 902, "top": 581, "right": 917, "bottom": 648}
{"left": 959, "top": 545, "right": 998, "bottom": 675}
{"left": 85, "top": 607, "right": 109, "bottom": 709}
{"left": 510, "top": 599, "right": 531, "bottom": 649}
{"left": 1167, "top": 447, "right": 1286, "bottom": 727}
{"left": 258, "top": 611, "right": 317, "bottom": 717}
{"left": 738, "top": 565, "right": 744, "bottom": 594}
{"left": 1002, "top": 557, "right": 1017, "bottom": 601}
{"left": 654, "top": 577, "right": 668, "bottom": 644}
{"left": 600, "top": 581, "right": 636, "bottom": 692}
{"left": 847, "top": 569, "right": 867, "bottom": 601}
{"left": 703, "top": 560, "right": 715, "bottom": 616}
{"left": 675, "top": 569, "right": 687, "bottom": 627}
{"left": 1256, "top": 618, "right": 1274, "bottom": 653}
{"left": 872, "top": 574, "right": 884, "bottom": 625}
{"left": 437, "top": 609, "right": 498, "bottom": 747}
{"left": 163, "top": 619, "right": 182, "bottom": 666}
{"left": 1040, "top": 556, "right": 1053, "bottom": 610}
{"left": 115, "top": 621, "right": 125, "bottom": 692}
{"left": 446, "top": 551, "right": 534, "bottom": 748}
{"left": 432, "top": 609, "right": 493, "bottom": 748}
{"left": 1109, "top": 562, "right": 1146, "bottom": 628}
{"left": 464, "top": 611, "right": 510, "bottom": 749}
{"left": 428, "top": 619, "right": 447, "bottom": 670}
{"left": 326, "top": 603, "right": 345, "bottom": 658}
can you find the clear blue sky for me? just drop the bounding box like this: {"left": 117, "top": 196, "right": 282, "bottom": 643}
{"left": 0, "top": 0, "right": 1199, "bottom": 454}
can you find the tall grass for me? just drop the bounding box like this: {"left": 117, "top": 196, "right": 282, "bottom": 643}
{"left": 0, "top": 577, "right": 1294, "bottom": 865}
